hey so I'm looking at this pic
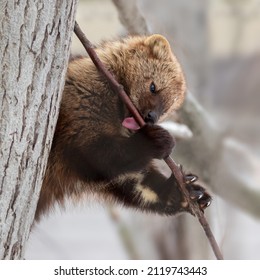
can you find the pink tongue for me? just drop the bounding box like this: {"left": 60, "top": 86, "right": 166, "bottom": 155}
{"left": 122, "top": 117, "right": 140, "bottom": 131}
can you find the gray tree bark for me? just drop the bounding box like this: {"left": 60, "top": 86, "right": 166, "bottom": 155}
{"left": 0, "top": 0, "right": 78, "bottom": 259}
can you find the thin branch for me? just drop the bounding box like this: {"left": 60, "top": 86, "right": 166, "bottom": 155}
{"left": 111, "top": 0, "right": 260, "bottom": 220}
{"left": 74, "top": 21, "right": 223, "bottom": 260}
{"left": 176, "top": 92, "right": 260, "bottom": 218}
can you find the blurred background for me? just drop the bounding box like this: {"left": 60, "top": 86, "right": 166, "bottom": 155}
{"left": 26, "top": 0, "right": 260, "bottom": 259}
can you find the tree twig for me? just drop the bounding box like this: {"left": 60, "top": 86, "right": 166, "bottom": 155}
{"left": 112, "top": 0, "right": 260, "bottom": 220}
{"left": 73, "top": 21, "right": 223, "bottom": 260}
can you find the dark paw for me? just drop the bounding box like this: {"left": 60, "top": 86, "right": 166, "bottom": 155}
{"left": 148, "top": 172, "right": 211, "bottom": 216}
{"left": 140, "top": 124, "right": 175, "bottom": 159}
{"left": 185, "top": 173, "right": 212, "bottom": 211}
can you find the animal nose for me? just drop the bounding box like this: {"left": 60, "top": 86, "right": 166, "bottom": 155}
{"left": 144, "top": 111, "right": 158, "bottom": 124}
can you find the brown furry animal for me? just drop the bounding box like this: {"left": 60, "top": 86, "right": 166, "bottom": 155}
{"left": 35, "top": 35, "right": 211, "bottom": 220}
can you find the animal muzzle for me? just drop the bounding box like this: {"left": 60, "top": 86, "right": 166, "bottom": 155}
{"left": 144, "top": 111, "right": 158, "bottom": 124}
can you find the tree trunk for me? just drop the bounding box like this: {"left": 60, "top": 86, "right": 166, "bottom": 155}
{"left": 0, "top": 0, "right": 78, "bottom": 259}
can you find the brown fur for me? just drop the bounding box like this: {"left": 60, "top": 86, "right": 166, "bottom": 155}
{"left": 36, "top": 35, "right": 211, "bottom": 221}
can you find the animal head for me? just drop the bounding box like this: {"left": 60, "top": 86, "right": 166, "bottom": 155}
{"left": 118, "top": 34, "right": 186, "bottom": 124}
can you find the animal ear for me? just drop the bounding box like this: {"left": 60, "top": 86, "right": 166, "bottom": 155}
{"left": 144, "top": 34, "right": 172, "bottom": 59}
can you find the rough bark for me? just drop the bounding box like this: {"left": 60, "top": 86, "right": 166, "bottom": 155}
{"left": 0, "top": 0, "right": 78, "bottom": 259}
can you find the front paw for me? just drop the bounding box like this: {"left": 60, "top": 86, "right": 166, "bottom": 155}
{"left": 159, "top": 173, "right": 212, "bottom": 215}
{"left": 140, "top": 124, "right": 175, "bottom": 159}
{"left": 184, "top": 174, "right": 212, "bottom": 212}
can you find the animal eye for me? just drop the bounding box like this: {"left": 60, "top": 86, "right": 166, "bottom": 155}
{"left": 150, "top": 82, "right": 156, "bottom": 94}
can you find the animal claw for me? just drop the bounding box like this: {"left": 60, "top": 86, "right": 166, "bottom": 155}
{"left": 185, "top": 174, "right": 198, "bottom": 184}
